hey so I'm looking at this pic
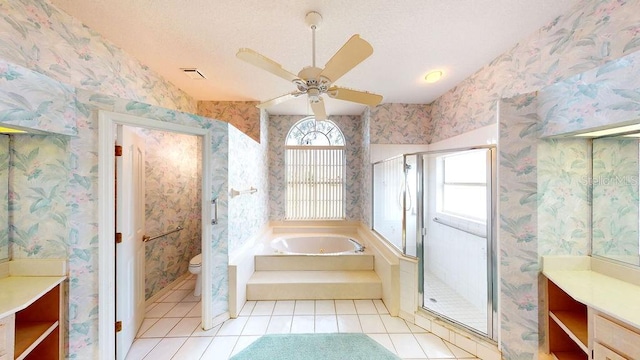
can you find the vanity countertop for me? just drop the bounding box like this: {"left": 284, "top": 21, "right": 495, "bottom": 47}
{"left": 543, "top": 256, "right": 640, "bottom": 329}
{"left": 0, "top": 276, "right": 66, "bottom": 318}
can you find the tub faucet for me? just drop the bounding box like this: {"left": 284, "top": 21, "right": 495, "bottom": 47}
{"left": 349, "top": 238, "right": 366, "bottom": 252}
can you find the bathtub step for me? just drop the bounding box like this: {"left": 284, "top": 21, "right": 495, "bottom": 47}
{"left": 255, "top": 254, "right": 374, "bottom": 271}
{"left": 247, "top": 270, "right": 382, "bottom": 300}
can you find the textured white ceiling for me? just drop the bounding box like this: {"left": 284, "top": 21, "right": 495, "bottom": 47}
{"left": 50, "top": 0, "right": 580, "bottom": 116}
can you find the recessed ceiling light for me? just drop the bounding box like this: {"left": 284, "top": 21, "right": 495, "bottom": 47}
{"left": 574, "top": 123, "right": 640, "bottom": 137}
{"left": 424, "top": 70, "right": 443, "bottom": 83}
{"left": 181, "top": 68, "right": 206, "bottom": 80}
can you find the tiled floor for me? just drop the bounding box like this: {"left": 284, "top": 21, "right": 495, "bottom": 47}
{"left": 423, "top": 272, "right": 487, "bottom": 334}
{"left": 126, "top": 274, "right": 480, "bottom": 360}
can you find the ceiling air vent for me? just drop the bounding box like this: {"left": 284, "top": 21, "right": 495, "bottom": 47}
{"left": 181, "top": 68, "right": 206, "bottom": 79}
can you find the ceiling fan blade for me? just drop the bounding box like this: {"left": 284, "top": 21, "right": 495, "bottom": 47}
{"left": 328, "top": 86, "right": 383, "bottom": 106}
{"left": 310, "top": 98, "right": 327, "bottom": 121}
{"left": 237, "top": 48, "right": 299, "bottom": 83}
{"left": 256, "top": 92, "right": 301, "bottom": 108}
{"left": 319, "top": 35, "right": 373, "bottom": 83}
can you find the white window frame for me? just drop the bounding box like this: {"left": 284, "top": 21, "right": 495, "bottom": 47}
{"left": 284, "top": 118, "right": 346, "bottom": 220}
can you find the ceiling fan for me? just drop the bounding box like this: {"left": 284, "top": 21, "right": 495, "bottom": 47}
{"left": 236, "top": 11, "right": 383, "bottom": 120}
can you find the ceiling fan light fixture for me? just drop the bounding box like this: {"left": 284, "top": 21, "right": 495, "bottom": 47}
{"left": 424, "top": 70, "right": 443, "bottom": 83}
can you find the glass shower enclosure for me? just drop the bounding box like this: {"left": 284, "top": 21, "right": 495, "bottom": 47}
{"left": 372, "top": 147, "right": 497, "bottom": 339}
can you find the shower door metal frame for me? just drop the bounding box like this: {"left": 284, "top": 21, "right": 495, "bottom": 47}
{"left": 416, "top": 145, "right": 497, "bottom": 341}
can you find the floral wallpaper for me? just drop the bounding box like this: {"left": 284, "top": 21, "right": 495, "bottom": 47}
{"left": 0, "top": 134, "right": 9, "bottom": 261}
{"left": 268, "top": 115, "right": 362, "bottom": 221}
{"left": 498, "top": 93, "right": 541, "bottom": 359}
{"left": 539, "top": 50, "right": 640, "bottom": 136}
{"left": 0, "top": 59, "right": 76, "bottom": 135}
{"left": 369, "top": 103, "right": 430, "bottom": 144}
{"left": 428, "top": 0, "right": 640, "bottom": 144}
{"left": 198, "top": 101, "right": 261, "bottom": 143}
{"left": 142, "top": 128, "right": 202, "bottom": 300}
{"left": 361, "top": 107, "right": 372, "bottom": 226}
{"left": 591, "top": 137, "right": 639, "bottom": 263}
{"left": 537, "top": 138, "right": 590, "bottom": 257}
{"left": 228, "top": 109, "right": 269, "bottom": 255}
{"left": 0, "top": 0, "right": 196, "bottom": 113}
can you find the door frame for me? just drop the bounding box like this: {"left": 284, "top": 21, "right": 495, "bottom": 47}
{"left": 98, "top": 111, "right": 213, "bottom": 359}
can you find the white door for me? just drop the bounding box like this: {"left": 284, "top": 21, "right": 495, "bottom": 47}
{"left": 116, "top": 125, "right": 146, "bottom": 360}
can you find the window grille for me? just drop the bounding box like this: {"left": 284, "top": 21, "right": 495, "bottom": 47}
{"left": 285, "top": 118, "right": 345, "bottom": 220}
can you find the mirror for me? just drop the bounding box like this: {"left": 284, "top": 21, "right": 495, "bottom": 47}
{"left": 591, "top": 136, "right": 640, "bottom": 266}
{"left": 0, "top": 134, "right": 9, "bottom": 262}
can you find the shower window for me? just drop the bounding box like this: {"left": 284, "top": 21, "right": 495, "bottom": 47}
{"left": 285, "top": 117, "right": 346, "bottom": 220}
{"left": 439, "top": 151, "right": 487, "bottom": 223}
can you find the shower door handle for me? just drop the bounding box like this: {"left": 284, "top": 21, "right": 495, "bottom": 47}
{"left": 211, "top": 198, "right": 218, "bottom": 225}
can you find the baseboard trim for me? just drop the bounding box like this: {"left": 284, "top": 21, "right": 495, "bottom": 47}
{"left": 145, "top": 272, "right": 192, "bottom": 307}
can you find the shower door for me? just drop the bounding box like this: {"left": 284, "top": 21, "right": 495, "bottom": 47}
{"left": 419, "top": 147, "right": 496, "bottom": 339}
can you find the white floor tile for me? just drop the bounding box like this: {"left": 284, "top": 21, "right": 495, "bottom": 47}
{"left": 137, "top": 318, "right": 159, "bottom": 337}
{"left": 146, "top": 302, "right": 177, "bottom": 318}
{"left": 273, "top": 300, "right": 295, "bottom": 315}
{"left": 142, "top": 337, "right": 187, "bottom": 360}
{"left": 125, "top": 338, "right": 160, "bottom": 360}
{"left": 186, "top": 301, "right": 202, "bottom": 317}
{"left": 252, "top": 300, "right": 276, "bottom": 315}
{"left": 380, "top": 314, "right": 411, "bottom": 333}
{"left": 230, "top": 335, "right": 260, "bottom": 356}
{"left": 294, "top": 300, "right": 315, "bottom": 315}
{"left": 239, "top": 301, "right": 256, "bottom": 316}
{"left": 180, "top": 293, "right": 201, "bottom": 303}
{"left": 190, "top": 322, "right": 220, "bottom": 337}
{"left": 407, "top": 321, "right": 429, "bottom": 333}
{"left": 170, "top": 337, "right": 212, "bottom": 360}
{"left": 162, "top": 289, "right": 191, "bottom": 302}
{"left": 373, "top": 299, "right": 389, "bottom": 314}
{"left": 140, "top": 318, "right": 181, "bottom": 338}
{"left": 447, "top": 341, "right": 477, "bottom": 358}
{"left": 177, "top": 279, "right": 196, "bottom": 290}
{"left": 217, "top": 317, "right": 249, "bottom": 336}
{"left": 266, "top": 315, "right": 293, "bottom": 334}
{"left": 359, "top": 314, "right": 386, "bottom": 333}
{"left": 354, "top": 299, "right": 378, "bottom": 314}
{"left": 164, "top": 302, "right": 198, "bottom": 318}
{"left": 389, "top": 333, "right": 426, "bottom": 359}
{"left": 200, "top": 336, "right": 237, "bottom": 359}
{"left": 414, "top": 333, "right": 456, "bottom": 359}
{"left": 366, "top": 333, "right": 396, "bottom": 354}
{"left": 315, "top": 315, "right": 338, "bottom": 333}
{"left": 335, "top": 300, "right": 357, "bottom": 314}
{"left": 166, "top": 317, "right": 201, "bottom": 337}
{"left": 242, "top": 316, "right": 270, "bottom": 335}
{"left": 337, "top": 315, "right": 362, "bottom": 333}
{"left": 290, "top": 315, "right": 315, "bottom": 333}
{"left": 315, "top": 300, "right": 336, "bottom": 314}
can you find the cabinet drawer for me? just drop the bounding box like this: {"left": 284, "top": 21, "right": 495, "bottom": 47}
{"left": 594, "top": 314, "right": 640, "bottom": 359}
{"left": 594, "top": 342, "right": 628, "bottom": 360}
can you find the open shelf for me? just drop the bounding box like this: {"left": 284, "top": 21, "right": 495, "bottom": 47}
{"left": 14, "top": 321, "right": 58, "bottom": 360}
{"left": 551, "top": 351, "right": 588, "bottom": 360}
{"left": 547, "top": 279, "right": 588, "bottom": 360}
{"left": 549, "top": 311, "right": 588, "bottom": 352}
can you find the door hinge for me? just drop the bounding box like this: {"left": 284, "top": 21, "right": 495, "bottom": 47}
{"left": 115, "top": 145, "right": 123, "bottom": 157}
{"left": 421, "top": 228, "right": 427, "bottom": 236}
{"left": 115, "top": 321, "right": 122, "bottom": 333}
{"left": 115, "top": 232, "right": 122, "bottom": 244}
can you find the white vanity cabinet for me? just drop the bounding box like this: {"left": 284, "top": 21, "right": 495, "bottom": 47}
{"left": 543, "top": 256, "right": 640, "bottom": 360}
{"left": 0, "top": 314, "right": 15, "bottom": 360}
{"left": 0, "top": 260, "right": 66, "bottom": 360}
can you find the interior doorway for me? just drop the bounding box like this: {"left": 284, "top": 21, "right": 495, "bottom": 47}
{"left": 98, "top": 111, "right": 213, "bottom": 360}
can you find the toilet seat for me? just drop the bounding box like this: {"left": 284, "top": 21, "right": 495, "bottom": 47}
{"left": 189, "top": 254, "right": 202, "bottom": 267}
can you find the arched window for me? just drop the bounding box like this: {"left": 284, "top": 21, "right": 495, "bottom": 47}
{"left": 285, "top": 117, "right": 345, "bottom": 220}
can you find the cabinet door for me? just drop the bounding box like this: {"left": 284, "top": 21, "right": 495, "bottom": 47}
{"left": 594, "top": 342, "right": 628, "bottom": 360}
{"left": 0, "top": 314, "right": 14, "bottom": 359}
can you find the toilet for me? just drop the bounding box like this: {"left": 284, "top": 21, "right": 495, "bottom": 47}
{"left": 188, "top": 254, "right": 202, "bottom": 297}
